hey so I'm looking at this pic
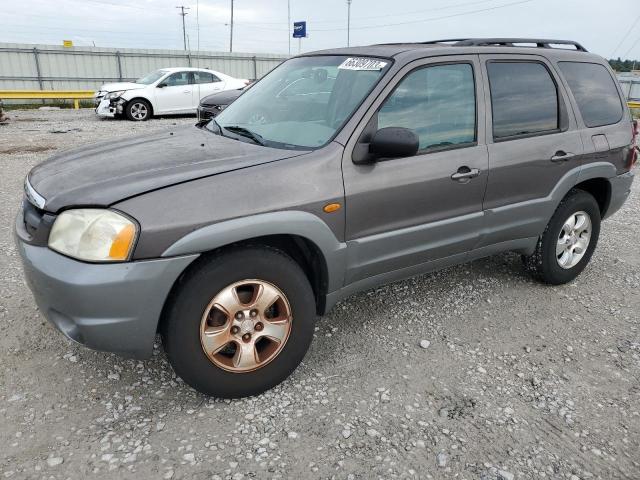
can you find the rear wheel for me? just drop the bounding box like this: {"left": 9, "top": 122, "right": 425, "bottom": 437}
{"left": 125, "top": 99, "right": 151, "bottom": 121}
{"left": 162, "top": 246, "right": 316, "bottom": 398}
{"left": 522, "top": 189, "right": 601, "bottom": 285}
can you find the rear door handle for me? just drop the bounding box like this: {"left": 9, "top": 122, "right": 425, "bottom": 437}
{"left": 451, "top": 166, "right": 480, "bottom": 182}
{"left": 550, "top": 150, "right": 575, "bottom": 162}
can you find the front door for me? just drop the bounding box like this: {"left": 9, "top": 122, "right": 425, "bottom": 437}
{"left": 342, "top": 56, "right": 489, "bottom": 284}
{"left": 154, "top": 71, "right": 194, "bottom": 114}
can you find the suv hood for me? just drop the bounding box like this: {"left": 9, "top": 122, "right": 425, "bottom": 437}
{"left": 98, "top": 82, "right": 146, "bottom": 93}
{"left": 28, "top": 126, "right": 307, "bottom": 212}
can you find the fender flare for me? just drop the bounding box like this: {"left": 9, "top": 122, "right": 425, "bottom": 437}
{"left": 161, "top": 210, "right": 347, "bottom": 293}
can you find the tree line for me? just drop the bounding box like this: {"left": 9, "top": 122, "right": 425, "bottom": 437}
{"left": 609, "top": 58, "right": 639, "bottom": 72}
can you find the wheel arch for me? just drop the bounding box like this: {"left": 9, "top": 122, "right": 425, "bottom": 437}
{"left": 125, "top": 96, "right": 154, "bottom": 116}
{"left": 160, "top": 211, "right": 347, "bottom": 316}
{"left": 572, "top": 177, "right": 612, "bottom": 218}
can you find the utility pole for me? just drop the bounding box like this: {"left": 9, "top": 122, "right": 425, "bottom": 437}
{"left": 176, "top": 6, "right": 190, "bottom": 51}
{"left": 288, "top": 0, "right": 291, "bottom": 56}
{"left": 229, "top": 0, "right": 234, "bottom": 52}
{"left": 347, "top": 0, "right": 352, "bottom": 47}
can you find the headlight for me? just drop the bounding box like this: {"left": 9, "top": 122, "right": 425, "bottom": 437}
{"left": 105, "top": 90, "right": 126, "bottom": 99}
{"left": 48, "top": 209, "right": 138, "bottom": 262}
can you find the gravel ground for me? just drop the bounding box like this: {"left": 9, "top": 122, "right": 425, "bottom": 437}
{"left": 1, "top": 109, "right": 639, "bottom": 480}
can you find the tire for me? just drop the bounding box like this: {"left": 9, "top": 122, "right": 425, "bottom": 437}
{"left": 161, "top": 246, "right": 316, "bottom": 398}
{"left": 522, "top": 189, "right": 601, "bottom": 285}
{"left": 125, "top": 99, "right": 151, "bottom": 121}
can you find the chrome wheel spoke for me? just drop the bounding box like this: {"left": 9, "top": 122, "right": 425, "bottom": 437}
{"left": 258, "top": 319, "right": 290, "bottom": 343}
{"left": 233, "top": 341, "right": 258, "bottom": 369}
{"left": 573, "top": 213, "right": 588, "bottom": 232}
{"left": 253, "top": 283, "right": 281, "bottom": 314}
{"left": 556, "top": 236, "right": 569, "bottom": 256}
{"left": 201, "top": 326, "right": 232, "bottom": 354}
{"left": 557, "top": 250, "right": 572, "bottom": 267}
{"left": 212, "top": 286, "right": 240, "bottom": 316}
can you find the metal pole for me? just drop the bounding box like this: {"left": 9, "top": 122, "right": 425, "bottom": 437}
{"left": 33, "top": 48, "right": 44, "bottom": 90}
{"left": 252, "top": 55, "right": 257, "bottom": 80}
{"left": 288, "top": 0, "right": 291, "bottom": 56}
{"left": 230, "top": 0, "right": 234, "bottom": 53}
{"left": 347, "top": 0, "right": 352, "bottom": 47}
{"left": 176, "top": 6, "right": 190, "bottom": 51}
{"left": 115, "top": 51, "right": 123, "bottom": 81}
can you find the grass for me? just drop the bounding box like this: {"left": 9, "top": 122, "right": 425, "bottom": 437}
{"left": 2, "top": 100, "right": 95, "bottom": 110}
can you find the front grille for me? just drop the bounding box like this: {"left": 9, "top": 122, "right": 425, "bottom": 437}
{"left": 21, "top": 199, "right": 54, "bottom": 246}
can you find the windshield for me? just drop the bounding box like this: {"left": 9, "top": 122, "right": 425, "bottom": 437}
{"left": 136, "top": 69, "right": 169, "bottom": 85}
{"left": 212, "top": 55, "right": 391, "bottom": 149}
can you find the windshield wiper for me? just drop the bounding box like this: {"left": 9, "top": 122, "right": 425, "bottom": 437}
{"left": 222, "top": 125, "right": 266, "bottom": 146}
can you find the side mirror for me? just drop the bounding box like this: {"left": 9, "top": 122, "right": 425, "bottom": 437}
{"left": 157, "top": 83, "right": 167, "bottom": 88}
{"left": 368, "top": 127, "right": 419, "bottom": 160}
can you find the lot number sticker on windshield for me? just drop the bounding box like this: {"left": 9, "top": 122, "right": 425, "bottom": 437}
{"left": 338, "top": 57, "right": 388, "bottom": 71}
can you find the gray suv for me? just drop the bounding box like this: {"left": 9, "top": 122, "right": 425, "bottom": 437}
{"left": 15, "top": 38, "right": 638, "bottom": 398}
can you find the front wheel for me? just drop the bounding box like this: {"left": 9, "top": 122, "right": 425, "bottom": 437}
{"left": 522, "top": 189, "right": 601, "bottom": 285}
{"left": 161, "top": 246, "right": 316, "bottom": 398}
{"left": 125, "top": 99, "right": 151, "bottom": 121}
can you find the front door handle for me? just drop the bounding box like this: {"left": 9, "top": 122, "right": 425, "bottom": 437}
{"left": 451, "top": 166, "right": 480, "bottom": 182}
{"left": 550, "top": 150, "right": 575, "bottom": 162}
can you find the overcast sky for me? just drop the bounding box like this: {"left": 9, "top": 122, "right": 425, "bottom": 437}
{"left": 2, "top": 0, "right": 639, "bottom": 59}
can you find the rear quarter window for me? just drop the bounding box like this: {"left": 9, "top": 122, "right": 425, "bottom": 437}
{"left": 558, "top": 62, "right": 623, "bottom": 128}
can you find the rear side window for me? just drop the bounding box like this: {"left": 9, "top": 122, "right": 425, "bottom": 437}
{"left": 194, "top": 72, "right": 221, "bottom": 84}
{"left": 559, "top": 62, "right": 623, "bottom": 127}
{"left": 487, "top": 62, "right": 559, "bottom": 139}
{"left": 378, "top": 63, "right": 476, "bottom": 150}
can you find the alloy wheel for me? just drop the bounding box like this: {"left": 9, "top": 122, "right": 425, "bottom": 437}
{"left": 556, "top": 210, "right": 592, "bottom": 269}
{"left": 130, "top": 102, "right": 148, "bottom": 120}
{"left": 199, "top": 279, "right": 292, "bottom": 373}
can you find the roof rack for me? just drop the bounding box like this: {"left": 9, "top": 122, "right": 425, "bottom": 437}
{"left": 422, "top": 38, "right": 588, "bottom": 52}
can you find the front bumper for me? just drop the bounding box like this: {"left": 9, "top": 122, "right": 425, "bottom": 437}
{"left": 95, "top": 97, "right": 127, "bottom": 118}
{"left": 15, "top": 213, "right": 198, "bottom": 359}
{"left": 604, "top": 170, "right": 635, "bottom": 219}
{"left": 197, "top": 104, "right": 225, "bottom": 122}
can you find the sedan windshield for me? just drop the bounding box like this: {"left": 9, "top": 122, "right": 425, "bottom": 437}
{"left": 136, "top": 70, "right": 169, "bottom": 85}
{"left": 212, "top": 55, "right": 391, "bottom": 149}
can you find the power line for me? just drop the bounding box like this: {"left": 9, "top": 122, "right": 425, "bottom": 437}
{"left": 622, "top": 35, "right": 640, "bottom": 59}
{"left": 313, "top": 0, "right": 534, "bottom": 32}
{"left": 611, "top": 13, "right": 640, "bottom": 58}
{"left": 176, "top": 5, "right": 190, "bottom": 51}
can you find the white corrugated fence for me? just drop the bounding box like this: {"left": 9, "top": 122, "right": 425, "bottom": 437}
{"left": 0, "top": 42, "right": 289, "bottom": 93}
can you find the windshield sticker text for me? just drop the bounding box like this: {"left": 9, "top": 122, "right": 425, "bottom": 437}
{"left": 338, "top": 57, "right": 388, "bottom": 71}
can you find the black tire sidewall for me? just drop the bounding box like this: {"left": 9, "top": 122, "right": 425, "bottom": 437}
{"left": 126, "top": 99, "right": 151, "bottom": 121}
{"left": 163, "top": 247, "right": 316, "bottom": 398}
{"left": 540, "top": 191, "right": 601, "bottom": 284}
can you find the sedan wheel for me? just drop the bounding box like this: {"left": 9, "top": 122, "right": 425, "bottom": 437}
{"left": 125, "top": 100, "right": 151, "bottom": 121}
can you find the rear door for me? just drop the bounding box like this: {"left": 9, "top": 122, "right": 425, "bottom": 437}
{"left": 153, "top": 71, "right": 194, "bottom": 114}
{"left": 342, "top": 56, "right": 489, "bottom": 284}
{"left": 478, "top": 54, "right": 584, "bottom": 247}
{"left": 193, "top": 71, "right": 226, "bottom": 108}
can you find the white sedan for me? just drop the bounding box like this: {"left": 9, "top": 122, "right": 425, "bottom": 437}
{"left": 95, "top": 67, "right": 249, "bottom": 121}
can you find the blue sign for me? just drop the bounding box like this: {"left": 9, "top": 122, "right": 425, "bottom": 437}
{"left": 293, "top": 21, "right": 307, "bottom": 38}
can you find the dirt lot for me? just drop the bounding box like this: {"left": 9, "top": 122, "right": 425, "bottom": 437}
{"left": 1, "top": 109, "right": 639, "bottom": 480}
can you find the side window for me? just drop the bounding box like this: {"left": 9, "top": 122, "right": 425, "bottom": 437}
{"left": 194, "top": 72, "right": 220, "bottom": 84}
{"left": 163, "top": 71, "right": 192, "bottom": 87}
{"left": 487, "top": 61, "right": 559, "bottom": 139}
{"left": 559, "top": 62, "right": 623, "bottom": 127}
{"left": 378, "top": 63, "right": 476, "bottom": 150}
{"left": 631, "top": 82, "right": 640, "bottom": 101}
